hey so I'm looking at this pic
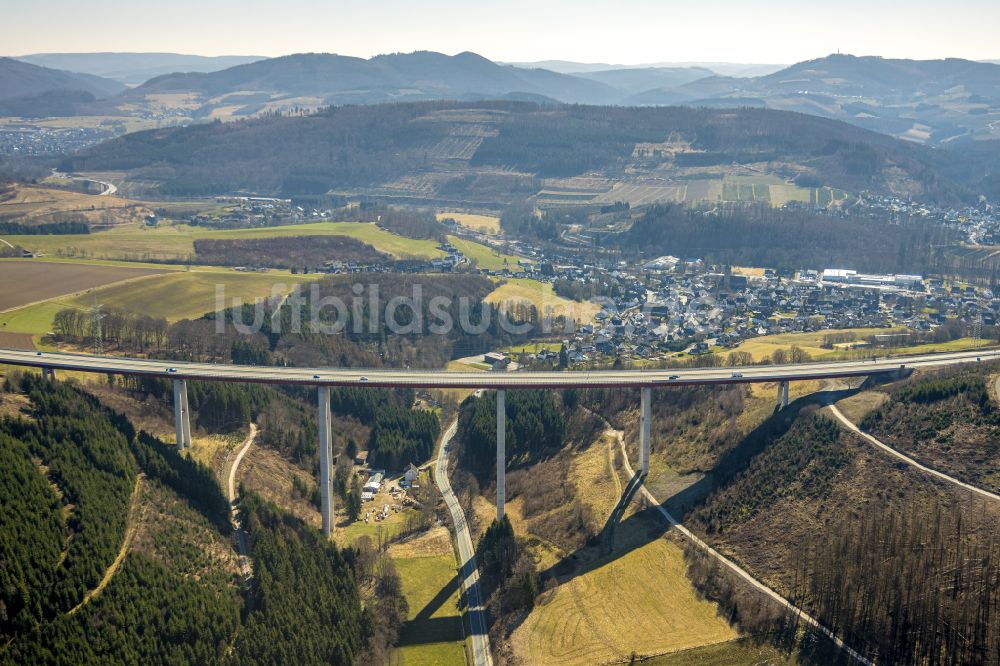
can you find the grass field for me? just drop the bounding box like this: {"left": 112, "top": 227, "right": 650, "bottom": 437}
{"left": 67, "top": 271, "right": 316, "bottom": 321}
{"left": 718, "top": 327, "right": 905, "bottom": 362}
{"left": 721, "top": 328, "right": 990, "bottom": 363}
{"left": 437, "top": 212, "right": 501, "bottom": 235}
{"left": 0, "top": 184, "right": 151, "bottom": 226}
{"left": 446, "top": 236, "right": 523, "bottom": 272}
{"left": 4, "top": 221, "right": 446, "bottom": 262}
{"left": 338, "top": 504, "right": 422, "bottom": 547}
{"left": 510, "top": 537, "right": 738, "bottom": 665}
{"left": 642, "top": 637, "right": 800, "bottom": 665}
{"left": 497, "top": 415, "right": 741, "bottom": 665}
{"left": 484, "top": 278, "right": 601, "bottom": 323}
{"left": 389, "top": 527, "right": 466, "bottom": 666}
{"left": 502, "top": 341, "right": 562, "bottom": 355}
{"left": 0, "top": 260, "right": 167, "bottom": 312}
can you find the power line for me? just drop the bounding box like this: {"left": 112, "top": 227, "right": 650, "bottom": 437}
{"left": 88, "top": 298, "right": 107, "bottom": 355}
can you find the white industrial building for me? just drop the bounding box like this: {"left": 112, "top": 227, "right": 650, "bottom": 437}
{"left": 362, "top": 471, "right": 384, "bottom": 501}
{"left": 822, "top": 269, "right": 923, "bottom": 289}
{"left": 643, "top": 255, "right": 680, "bottom": 271}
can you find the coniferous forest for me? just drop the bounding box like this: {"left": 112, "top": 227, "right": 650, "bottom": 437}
{"left": 0, "top": 375, "right": 375, "bottom": 665}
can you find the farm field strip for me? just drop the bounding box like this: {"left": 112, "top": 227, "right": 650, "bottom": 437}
{"left": 0, "top": 260, "right": 168, "bottom": 312}
{"left": 593, "top": 183, "right": 686, "bottom": 206}
{"left": 390, "top": 528, "right": 467, "bottom": 666}
{"left": 581, "top": 176, "right": 847, "bottom": 208}
{"left": 437, "top": 212, "right": 501, "bottom": 235}
{"left": 0, "top": 270, "right": 321, "bottom": 337}
{"left": 446, "top": 235, "right": 523, "bottom": 272}
{"left": 721, "top": 326, "right": 988, "bottom": 363}
{"left": 3, "top": 221, "right": 447, "bottom": 262}
{"left": 484, "top": 278, "right": 601, "bottom": 322}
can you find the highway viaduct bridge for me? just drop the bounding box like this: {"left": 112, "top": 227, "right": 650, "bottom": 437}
{"left": 2, "top": 347, "right": 998, "bottom": 536}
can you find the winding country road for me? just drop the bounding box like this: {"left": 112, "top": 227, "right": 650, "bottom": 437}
{"left": 434, "top": 417, "right": 493, "bottom": 666}
{"left": 50, "top": 169, "right": 118, "bottom": 196}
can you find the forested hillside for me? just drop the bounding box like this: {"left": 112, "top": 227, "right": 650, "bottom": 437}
{"left": 0, "top": 375, "right": 385, "bottom": 664}
{"left": 0, "top": 375, "right": 136, "bottom": 632}
{"left": 460, "top": 389, "right": 567, "bottom": 477}
{"left": 0, "top": 57, "right": 124, "bottom": 101}
{"left": 234, "top": 491, "right": 368, "bottom": 664}
{"left": 615, "top": 202, "right": 962, "bottom": 274}
{"left": 192, "top": 236, "right": 388, "bottom": 270}
{"left": 62, "top": 101, "right": 977, "bottom": 203}
{"left": 52, "top": 271, "right": 547, "bottom": 370}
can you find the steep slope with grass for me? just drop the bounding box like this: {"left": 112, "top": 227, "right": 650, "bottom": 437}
{"left": 454, "top": 389, "right": 756, "bottom": 664}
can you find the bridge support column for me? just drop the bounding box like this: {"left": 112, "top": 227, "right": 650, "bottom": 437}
{"left": 173, "top": 379, "right": 191, "bottom": 449}
{"left": 777, "top": 381, "right": 789, "bottom": 410}
{"left": 42, "top": 367, "right": 56, "bottom": 381}
{"left": 640, "top": 387, "right": 651, "bottom": 475}
{"left": 318, "top": 386, "right": 333, "bottom": 537}
{"left": 497, "top": 389, "right": 505, "bottom": 521}
{"left": 180, "top": 380, "right": 192, "bottom": 447}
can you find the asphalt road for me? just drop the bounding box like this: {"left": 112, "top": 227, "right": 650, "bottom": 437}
{"left": 2, "top": 348, "right": 997, "bottom": 389}
{"left": 434, "top": 417, "right": 493, "bottom": 666}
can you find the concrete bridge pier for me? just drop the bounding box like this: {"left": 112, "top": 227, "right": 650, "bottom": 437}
{"left": 181, "top": 381, "right": 192, "bottom": 447}
{"left": 640, "top": 387, "right": 651, "bottom": 475}
{"left": 172, "top": 379, "right": 192, "bottom": 449}
{"left": 776, "top": 380, "right": 789, "bottom": 410}
{"left": 497, "top": 389, "right": 506, "bottom": 521}
{"left": 42, "top": 367, "right": 56, "bottom": 381}
{"left": 318, "top": 386, "right": 333, "bottom": 537}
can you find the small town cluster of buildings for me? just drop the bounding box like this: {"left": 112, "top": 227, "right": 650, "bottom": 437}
{"left": 190, "top": 197, "right": 302, "bottom": 228}
{"left": 532, "top": 259, "right": 997, "bottom": 366}
{"left": 851, "top": 192, "right": 1000, "bottom": 245}
{"left": 0, "top": 125, "right": 114, "bottom": 157}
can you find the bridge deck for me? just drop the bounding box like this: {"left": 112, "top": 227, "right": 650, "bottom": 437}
{"left": 1, "top": 348, "right": 996, "bottom": 389}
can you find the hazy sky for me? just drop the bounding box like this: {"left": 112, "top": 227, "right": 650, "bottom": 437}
{"left": 5, "top": 0, "right": 1000, "bottom": 63}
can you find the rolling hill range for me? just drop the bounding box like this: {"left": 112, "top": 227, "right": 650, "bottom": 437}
{"left": 506, "top": 60, "right": 786, "bottom": 78}
{"left": 518, "top": 55, "right": 1000, "bottom": 145}
{"left": 62, "top": 100, "right": 983, "bottom": 204}
{"left": 5, "top": 51, "right": 1000, "bottom": 154}
{"left": 15, "top": 52, "right": 265, "bottom": 86}
{"left": 0, "top": 57, "right": 124, "bottom": 100}
{"left": 123, "top": 51, "right": 618, "bottom": 114}
{"left": 628, "top": 54, "right": 1000, "bottom": 145}
{"left": 0, "top": 57, "right": 125, "bottom": 116}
